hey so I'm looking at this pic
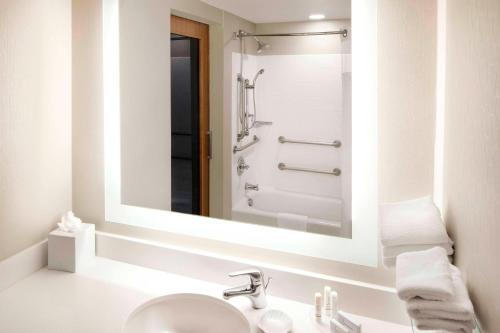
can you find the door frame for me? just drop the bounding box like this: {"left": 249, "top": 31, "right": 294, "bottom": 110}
{"left": 171, "top": 15, "right": 210, "bottom": 216}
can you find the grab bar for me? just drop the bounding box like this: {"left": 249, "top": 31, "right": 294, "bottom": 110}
{"left": 278, "top": 136, "right": 341, "bottom": 148}
{"left": 278, "top": 163, "right": 341, "bottom": 176}
{"left": 233, "top": 135, "right": 259, "bottom": 154}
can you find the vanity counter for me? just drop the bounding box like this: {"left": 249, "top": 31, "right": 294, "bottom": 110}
{"left": 0, "top": 258, "right": 411, "bottom": 332}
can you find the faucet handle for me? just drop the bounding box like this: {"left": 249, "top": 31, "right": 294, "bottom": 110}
{"left": 229, "top": 268, "right": 265, "bottom": 286}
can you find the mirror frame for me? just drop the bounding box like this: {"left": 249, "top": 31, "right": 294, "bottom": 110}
{"left": 103, "top": 0, "right": 378, "bottom": 266}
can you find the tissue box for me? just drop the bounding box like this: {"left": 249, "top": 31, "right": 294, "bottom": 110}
{"left": 48, "top": 223, "right": 95, "bottom": 273}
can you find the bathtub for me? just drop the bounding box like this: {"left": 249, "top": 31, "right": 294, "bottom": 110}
{"left": 232, "top": 187, "right": 345, "bottom": 236}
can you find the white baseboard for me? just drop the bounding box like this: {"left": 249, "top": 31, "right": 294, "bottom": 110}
{"left": 0, "top": 240, "right": 48, "bottom": 293}
{"left": 96, "top": 231, "right": 408, "bottom": 325}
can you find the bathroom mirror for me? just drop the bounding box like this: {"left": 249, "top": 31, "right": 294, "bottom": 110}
{"left": 104, "top": 0, "right": 378, "bottom": 265}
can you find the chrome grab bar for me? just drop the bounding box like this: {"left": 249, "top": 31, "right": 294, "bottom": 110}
{"left": 278, "top": 136, "right": 341, "bottom": 148}
{"left": 278, "top": 163, "right": 341, "bottom": 176}
{"left": 233, "top": 135, "right": 259, "bottom": 154}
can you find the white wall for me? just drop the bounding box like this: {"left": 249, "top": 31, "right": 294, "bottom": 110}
{"left": 443, "top": 1, "right": 500, "bottom": 331}
{"left": 73, "top": 0, "right": 106, "bottom": 231}
{"left": 120, "top": 0, "right": 172, "bottom": 211}
{"left": 0, "top": 0, "right": 72, "bottom": 261}
{"left": 378, "top": 0, "right": 437, "bottom": 203}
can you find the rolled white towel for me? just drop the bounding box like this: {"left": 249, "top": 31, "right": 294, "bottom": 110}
{"left": 413, "top": 317, "right": 475, "bottom": 333}
{"left": 408, "top": 265, "right": 475, "bottom": 321}
{"left": 380, "top": 196, "right": 450, "bottom": 247}
{"left": 396, "top": 247, "right": 453, "bottom": 301}
{"left": 383, "top": 242, "right": 454, "bottom": 258}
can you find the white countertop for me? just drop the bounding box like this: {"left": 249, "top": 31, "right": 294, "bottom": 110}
{"left": 0, "top": 257, "right": 412, "bottom": 332}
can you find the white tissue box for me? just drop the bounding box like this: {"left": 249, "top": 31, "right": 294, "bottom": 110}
{"left": 48, "top": 223, "right": 95, "bottom": 273}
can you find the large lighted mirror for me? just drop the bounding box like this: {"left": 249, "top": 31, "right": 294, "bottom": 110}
{"left": 104, "top": 0, "right": 378, "bottom": 265}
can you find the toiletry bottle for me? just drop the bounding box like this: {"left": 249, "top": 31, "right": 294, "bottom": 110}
{"left": 324, "top": 286, "right": 332, "bottom": 316}
{"left": 331, "top": 291, "right": 338, "bottom": 318}
{"left": 315, "top": 292, "right": 322, "bottom": 318}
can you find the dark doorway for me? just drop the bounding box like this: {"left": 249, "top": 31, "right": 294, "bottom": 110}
{"left": 170, "top": 34, "right": 200, "bottom": 214}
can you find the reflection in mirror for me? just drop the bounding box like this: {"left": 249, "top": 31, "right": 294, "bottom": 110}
{"left": 171, "top": 33, "right": 201, "bottom": 215}
{"left": 118, "top": 1, "right": 352, "bottom": 238}
{"left": 230, "top": 23, "right": 351, "bottom": 238}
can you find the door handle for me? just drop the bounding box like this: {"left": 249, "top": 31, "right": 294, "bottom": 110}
{"left": 207, "top": 130, "right": 212, "bottom": 160}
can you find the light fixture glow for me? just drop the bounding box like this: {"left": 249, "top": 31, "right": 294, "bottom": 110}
{"left": 309, "top": 14, "right": 325, "bottom": 20}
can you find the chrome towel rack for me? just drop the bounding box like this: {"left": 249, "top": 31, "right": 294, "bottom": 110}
{"left": 233, "top": 135, "right": 259, "bottom": 154}
{"left": 278, "top": 163, "right": 341, "bottom": 176}
{"left": 278, "top": 136, "right": 341, "bottom": 148}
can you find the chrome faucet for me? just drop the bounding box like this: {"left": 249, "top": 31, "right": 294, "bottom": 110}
{"left": 245, "top": 182, "right": 259, "bottom": 191}
{"left": 223, "top": 268, "right": 271, "bottom": 309}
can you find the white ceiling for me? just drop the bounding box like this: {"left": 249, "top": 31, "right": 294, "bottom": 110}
{"left": 200, "top": 0, "right": 351, "bottom": 24}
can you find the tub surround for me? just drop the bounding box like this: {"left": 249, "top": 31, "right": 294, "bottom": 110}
{"left": 0, "top": 257, "right": 412, "bottom": 332}
{"left": 231, "top": 51, "right": 352, "bottom": 235}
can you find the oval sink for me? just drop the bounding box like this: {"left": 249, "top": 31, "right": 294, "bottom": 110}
{"left": 123, "top": 293, "right": 251, "bottom": 333}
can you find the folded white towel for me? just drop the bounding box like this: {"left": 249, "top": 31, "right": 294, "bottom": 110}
{"left": 383, "top": 242, "right": 454, "bottom": 258}
{"left": 380, "top": 196, "right": 450, "bottom": 247}
{"left": 396, "top": 247, "right": 453, "bottom": 301}
{"left": 413, "top": 317, "right": 475, "bottom": 333}
{"left": 382, "top": 242, "right": 454, "bottom": 269}
{"left": 408, "top": 265, "right": 475, "bottom": 321}
{"left": 384, "top": 253, "right": 453, "bottom": 269}
{"left": 277, "top": 213, "right": 307, "bottom": 231}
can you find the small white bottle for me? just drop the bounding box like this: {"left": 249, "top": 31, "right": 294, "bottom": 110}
{"left": 331, "top": 291, "right": 339, "bottom": 318}
{"left": 315, "top": 292, "right": 322, "bottom": 318}
{"left": 324, "top": 286, "right": 332, "bottom": 316}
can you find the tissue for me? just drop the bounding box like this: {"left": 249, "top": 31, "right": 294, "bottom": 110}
{"left": 57, "top": 211, "right": 82, "bottom": 233}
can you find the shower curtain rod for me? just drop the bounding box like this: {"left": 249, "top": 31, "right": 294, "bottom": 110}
{"left": 235, "top": 29, "right": 348, "bottom": 38}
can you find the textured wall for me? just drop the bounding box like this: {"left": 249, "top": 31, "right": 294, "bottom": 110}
{"left": 378, "top": 0, "right": 437, "bottom": 203}
{"left": 443, "top": 1, "right": 500, "bottom": 331}
{"left": 72, "top": 0, "right": 105, "bottom": 230}
{"left": 0, "top": 0, "right": 72, "bottom": 261}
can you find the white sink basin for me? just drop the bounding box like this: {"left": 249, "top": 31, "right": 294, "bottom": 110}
{"left": 123, "top": 293, "right": 251, "bottom": 333}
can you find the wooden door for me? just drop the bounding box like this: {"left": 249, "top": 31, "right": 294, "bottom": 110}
{"left": 171, "top": 15, "right": 210, "bottom": 216}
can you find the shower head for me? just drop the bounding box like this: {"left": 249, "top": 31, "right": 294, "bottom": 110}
{"left": 254, "top": 37, "right": 271, "bottom": 54}
{"left": 253, "top": 68, "right": 265, "bottom": 84}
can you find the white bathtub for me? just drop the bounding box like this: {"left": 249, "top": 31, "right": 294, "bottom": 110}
{"left": 232, "top": 187, "right": 345, "bottom": 236}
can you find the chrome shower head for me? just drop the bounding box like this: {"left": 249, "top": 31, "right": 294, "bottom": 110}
{"left": 254, "top": 37, "right": 271, "bottom": 54}
{"left": 253, "top": 68, "right": 265, "bottom": 84}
